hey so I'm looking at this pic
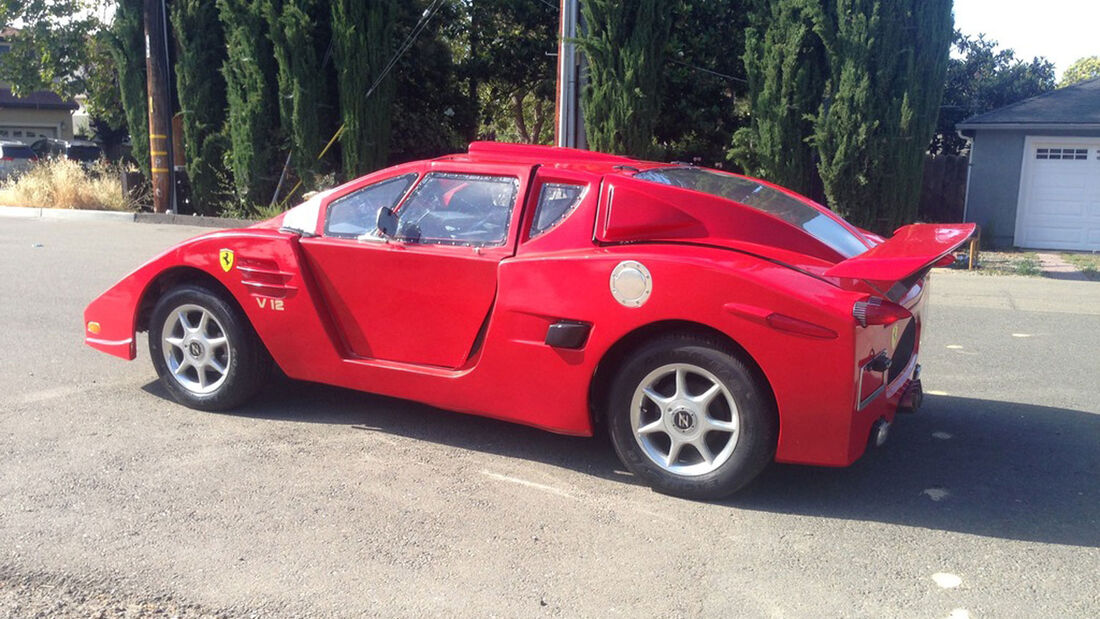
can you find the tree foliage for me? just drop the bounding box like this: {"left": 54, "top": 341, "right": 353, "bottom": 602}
{"left": 264, "top": 0, "right": 334, "bottom": 187}
{"left": 331, "top": 0, "right": 397, "bottom": 177}
{"left": 1059, "top": 56, "right": 1100, "bottom": 88}
{"left": 0, "top": 0, "right": 136, "bottom": 165}
{"left": 931, "top": 33, "right": 1055, "bottom": 156}
{"left": 218, "top": 0, "right": 281, "bottom": 206}
{"left": 732, "top": 0, "right": 825, "bottom": 195}
{"left": 172, "top": 0, "right": 231, "bottom": 214}
{"left": 577, "top": 0, "right": 672, "bottom": 157}
{"left": 0, "top": 0, "right": 100, "bottom": 97}
{"left": 82, "top": 34, "right": 128, "bottom": 146}
{"left": 388, "top": 1, "right": 472, "bottom": 163}
{"left": 102, "top": 0, "right": 150, "bottom": 176}
{"left": 653, "top": 0, "right": 752, "bottom": 168}
{"left": 811, "top": 0, "right": 953, "bottom": 231}
{"left": 466, "top": 0, "right": 557, "bottom": 145}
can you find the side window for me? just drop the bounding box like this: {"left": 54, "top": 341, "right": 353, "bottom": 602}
{"left": 394, "top": 172, "right": 519, "bottom": 247}
{"left": 530, "top": 183, "right": 585, "bottom": 239}
{"left": 325, "top": 174, "right": 416, "bottom": 238}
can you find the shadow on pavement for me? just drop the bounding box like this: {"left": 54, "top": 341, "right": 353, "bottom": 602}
{"left": 144, "top": 380, "right": 1099, "bottom": 547}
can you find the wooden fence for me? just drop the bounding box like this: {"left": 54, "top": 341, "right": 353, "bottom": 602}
{"left": 918, "top": 153, "right": 968, "bottom": 223}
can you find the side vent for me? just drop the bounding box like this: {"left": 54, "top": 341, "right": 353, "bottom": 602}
{"left": 236, "top": 257, "right": 298, "bottom": 299}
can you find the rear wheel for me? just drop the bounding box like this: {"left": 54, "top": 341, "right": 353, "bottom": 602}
{"left": 149, "top": 285, "right": 270, "bottom": 411}
{"left": 607, "top": 334, "right": 777, "bottom": 499}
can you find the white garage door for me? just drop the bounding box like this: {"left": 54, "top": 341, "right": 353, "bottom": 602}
{"left": 1015, "top": 137, "right": 1100, "bottom": 251}
{"left": 0, "top": 126, "right": 57, "bottom": 142}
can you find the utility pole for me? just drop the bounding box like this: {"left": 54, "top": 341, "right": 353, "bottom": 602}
{"left": 143, "top": 0, "right": 174, "bottom": 213}
{"left": 555, "top": 0, "right": 585, "bottom": 149}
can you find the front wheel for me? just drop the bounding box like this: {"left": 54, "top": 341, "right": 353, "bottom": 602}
{"left": 149, "top": 285, "right": 270, "bottom": 411}
{"left": 607, "top": 334, "right": 777, "bottom": 500}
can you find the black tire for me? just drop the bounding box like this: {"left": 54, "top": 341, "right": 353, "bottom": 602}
{"left": 607, "top": 334, "right": 777, "bottom": 500}
{"left": 148, "top": 284, "right": 271, "bottom": 411}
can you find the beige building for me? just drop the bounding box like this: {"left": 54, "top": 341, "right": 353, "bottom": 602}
{"left": 0, "top": 28, "right": 77, "bottom": 143}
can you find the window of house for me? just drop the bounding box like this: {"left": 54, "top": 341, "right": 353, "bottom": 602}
{"left": 1037, "top": 147, "right": 1088, "bottom": 160}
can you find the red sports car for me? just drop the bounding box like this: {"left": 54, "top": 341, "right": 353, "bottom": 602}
{"left": 85, "top": 142, "right": 974, "bottom": 499}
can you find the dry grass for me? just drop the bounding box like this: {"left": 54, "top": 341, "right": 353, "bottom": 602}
{"left": 973, "top": 251, "right": 1043, "bottom": 276}
{"left": 0, "top": 159, "right": 139, "bottom": 211}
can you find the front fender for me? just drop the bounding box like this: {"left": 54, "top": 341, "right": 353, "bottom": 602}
{"left": 83, "top": 228, "right": 305, "bottom": 360}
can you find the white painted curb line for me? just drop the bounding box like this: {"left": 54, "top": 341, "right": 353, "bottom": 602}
{"left": 0, "top": 205, "right": 136, "bottom": 222}
{"left": 0, "top": 205, "right": 44, "bottom": 218}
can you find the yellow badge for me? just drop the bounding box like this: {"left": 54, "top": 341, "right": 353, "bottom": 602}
{"left": 219, "top": 248, "right": 235, "bottom": 272}
{"left": 891, "top": 324, "right": 900, "bottom": 348}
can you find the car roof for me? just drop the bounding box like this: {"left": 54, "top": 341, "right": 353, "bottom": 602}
{"left": 437, "top": 142, "right": 670, "bottom": 177}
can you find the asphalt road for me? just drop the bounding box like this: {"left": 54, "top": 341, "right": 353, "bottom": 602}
{"left": 1, "top": 218, "right": 1098, "bottom": 618}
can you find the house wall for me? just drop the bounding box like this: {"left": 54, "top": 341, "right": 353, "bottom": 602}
{"left": 0, "top": 108, "right": 74, "bottom": 142}
{"left": 966, "top": 128, "right": 1100, "bottom": 247}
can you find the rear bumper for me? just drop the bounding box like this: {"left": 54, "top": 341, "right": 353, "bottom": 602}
{"left": 846, "top": 352, "right": 922, "bottom": 462}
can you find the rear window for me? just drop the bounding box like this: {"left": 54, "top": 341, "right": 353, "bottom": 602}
{"left": 530, "top": 183, "right": 585, "bottom": 238}
{"left": 67, "top": 145, "right": 101, "bottom": 161}
{"left": 634, "top": 167, "right": 869, "bottom": 258}
{"left": 2, "top": 145, "right": 36, "bottom": 159}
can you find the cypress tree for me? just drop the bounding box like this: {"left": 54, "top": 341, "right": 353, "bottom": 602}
{"left": 102, "top": 0, "right": 149, "bottom": 177}
{"left": 731, "top": 0, "right": 826, "bottom": 195}
{"left": 388, "top": 1, "right": 472, "bottom": 163}
{"left": 172, "top": 0, "right": 229, "bottom": 215}
{"left": 331, "top": 0, "right": 396, "bottom": 177}
{"left": 265, "top": 0, "right": 332, "bottom": 188}
{"left": 577, "top": 0, "right": 671, "bottom": 157}
{"left": 811, "top": 0, "right": 952, "bottom": 231}
{"left": 218, "top": 0, "right": 281, "bottom": 207}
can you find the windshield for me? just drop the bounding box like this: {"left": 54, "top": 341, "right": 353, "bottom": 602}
{"left": 634, "top": 167, "right": 869, "bottom": 258}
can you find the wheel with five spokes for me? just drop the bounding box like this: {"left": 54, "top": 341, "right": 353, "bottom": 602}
{"left": 149, "top": 285, "right": 270, "bottom": 411}
{"left": 608, "top": 334, "right": 778, "bottom": 499}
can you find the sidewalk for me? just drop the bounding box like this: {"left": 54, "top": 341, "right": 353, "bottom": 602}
{"left": 1035, "top": 253, "right": 1091, "bottom": 282}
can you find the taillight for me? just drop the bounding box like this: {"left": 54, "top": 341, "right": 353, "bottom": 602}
{"left": 852, "top": 297, "right": 911, "bottom": 327}
{"left": 0, "top": 157, "right": 11, "bottom": 162}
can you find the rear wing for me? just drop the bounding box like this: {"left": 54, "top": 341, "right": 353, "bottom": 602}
{"left": 825, "top": 223, "right": 976, "bottom": 283}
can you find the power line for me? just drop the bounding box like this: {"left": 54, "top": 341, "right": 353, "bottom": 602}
{"left": 669, "top": 58, "right": 747, "bottom": 84}
{"left": 273, "top": 0, "right": 446, "bottom": 208}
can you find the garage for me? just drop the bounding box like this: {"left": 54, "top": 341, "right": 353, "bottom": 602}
{"left": 1015, "top": 137, "right": 1100, "bottom": 250}
{"left": 958, "top": 76, "right": 1100, "bottom": 250}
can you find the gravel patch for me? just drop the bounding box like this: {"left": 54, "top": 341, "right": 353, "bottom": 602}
{"left": 0, "top": 567, "right": 229, "bottom": 619}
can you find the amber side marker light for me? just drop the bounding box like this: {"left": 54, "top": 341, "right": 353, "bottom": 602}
{"left": 87, "top": 321, "right": 101, "bottom": 334}
{"left": 765, "top": 313, "right": 838, "bottom": 339}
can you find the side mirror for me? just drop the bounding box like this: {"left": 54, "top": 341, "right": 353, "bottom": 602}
{"left": 376, "top": 206, "right": 398, "bottom": 237}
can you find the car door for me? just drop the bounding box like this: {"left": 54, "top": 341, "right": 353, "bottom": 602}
{"left": 299, "top": 162, "right": 534, "bottom": 369}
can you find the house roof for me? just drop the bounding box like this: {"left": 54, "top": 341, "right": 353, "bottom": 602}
{"left": 0, "top": 87, "right": 78, "bottom": 111}
{"left": 957, "top": 76, "right": 1100, "bottom": 130}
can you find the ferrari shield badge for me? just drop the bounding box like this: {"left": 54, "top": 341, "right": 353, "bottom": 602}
{"left": 891, "top": 324, "right": 900, "bottom": 348}
{"left": 219, "top": 249, "right": 235, "bottom": 272}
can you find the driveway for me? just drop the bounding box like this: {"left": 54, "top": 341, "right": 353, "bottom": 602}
{"left": 1, "top": 218, "right": 1097, "bottom": 617}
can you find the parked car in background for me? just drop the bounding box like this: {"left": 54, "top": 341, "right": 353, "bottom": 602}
{"left": 0, "top": 140, "right": 37, "bottom": 180}
{"left": 84, "top": 142, "right": 975, "bottom": 499}
{"left": 30, "top": 138, "right": 103, "bottom": 167}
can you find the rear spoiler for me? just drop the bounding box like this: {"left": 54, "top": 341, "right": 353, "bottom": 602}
{"left": 825, "top": 223, "right": 976, "bottom": 282}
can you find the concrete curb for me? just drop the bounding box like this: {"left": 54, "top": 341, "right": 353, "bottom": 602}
{"left": 134, "top": 213, "right": 253, "bottom": 229}
{"left": 0, "top": 205, "right": 251, "bottom": 229}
